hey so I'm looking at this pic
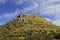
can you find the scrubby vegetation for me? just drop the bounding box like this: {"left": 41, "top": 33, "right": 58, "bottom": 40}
{"left": 0, "top": 13, "right": 60, "bottom": 40}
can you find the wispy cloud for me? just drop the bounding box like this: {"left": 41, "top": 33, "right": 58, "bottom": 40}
{"left": 0, "top": 0, "right": 7, "bottom": 4}
{"left": 0, "top": 9, "right": 19, "bottom": 19}
{"left": 0, "top": 0, "right": 60, "bottom": 25}
{"left": 11, "top": 0, "right": 60, "bottom": 25}
{"left": 40, "top": 0, "right": 60, "bottom": 25}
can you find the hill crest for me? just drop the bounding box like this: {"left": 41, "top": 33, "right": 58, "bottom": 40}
{"left": 1, "top": 13, "right": 59, "bottom": 30}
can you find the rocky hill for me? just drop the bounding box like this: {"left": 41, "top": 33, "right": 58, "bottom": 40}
{"left": 0, "top": 13, "right": 60, "bottom": 40}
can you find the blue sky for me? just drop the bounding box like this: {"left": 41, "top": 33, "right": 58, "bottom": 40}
{"left": 0, "top": 0, "right": 60, "bottom": 26}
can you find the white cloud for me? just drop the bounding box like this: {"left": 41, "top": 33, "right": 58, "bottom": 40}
{"left": 38, "top": 0, "right": 60, "bottom": 26}
{"left": 14, "top": 0, "right": 28, "bottom": 5}
{"left": 22, "top": 2, "right": 39, "bottom": 13}
{"left": 52, "top": 20, "right": 60, "bottom": 26}
{"left": 13, "top": 0, "right": 37, "bottom": 5}
{"left": 0, "top": 9, "right": 19, "bottom": 19}
{"left": 0, "top": 0, "right": 7, "bottom": 4}
{"left": 45, "top": 18, "right": 60, "bottom": 26}
{"left": 45, "top": 18, "right": 52, "bottom": 22}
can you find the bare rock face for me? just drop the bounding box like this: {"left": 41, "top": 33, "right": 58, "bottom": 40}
{"left": 0, "top": 13, "right": 60, "bottom": 40}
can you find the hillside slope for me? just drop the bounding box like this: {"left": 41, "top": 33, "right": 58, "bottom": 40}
{"left": 0, "top": 13, "right": 60, "bottom": 40}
